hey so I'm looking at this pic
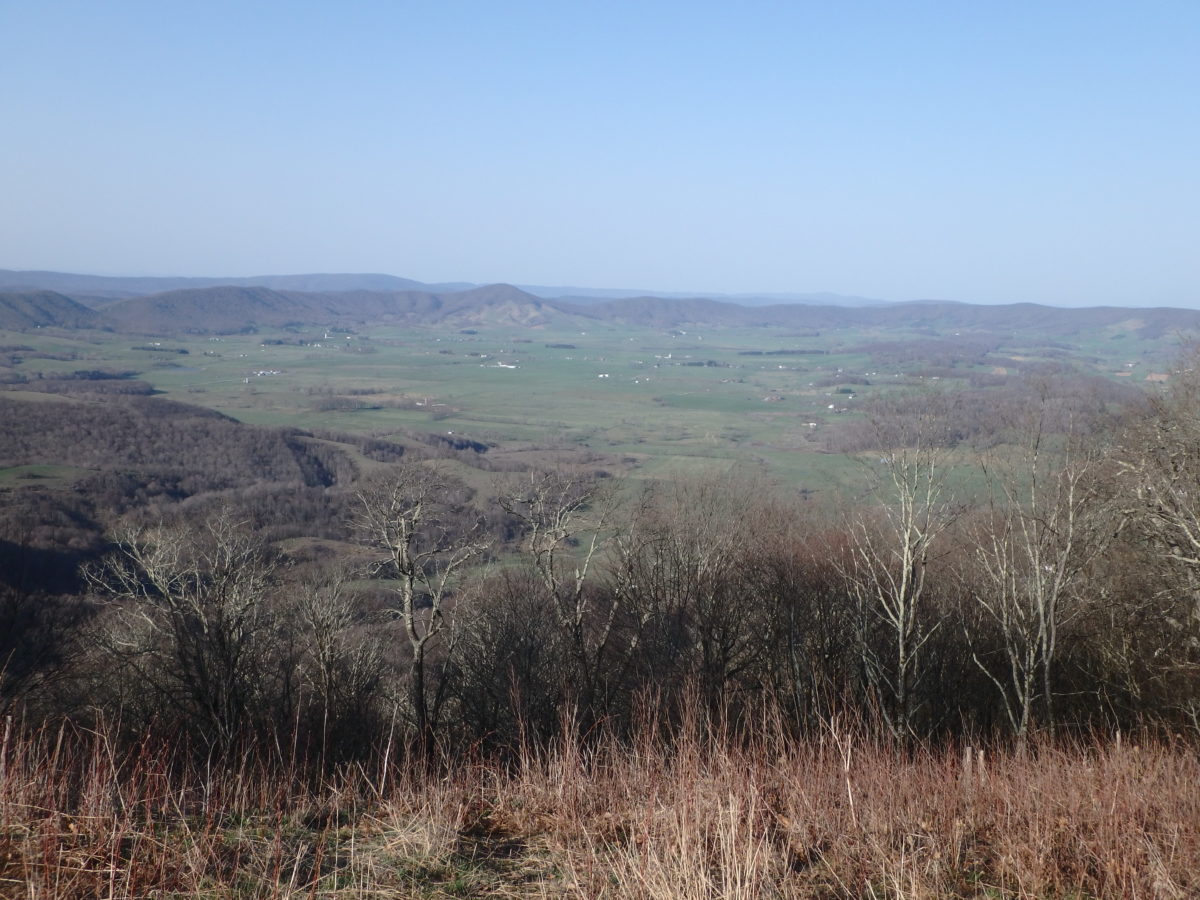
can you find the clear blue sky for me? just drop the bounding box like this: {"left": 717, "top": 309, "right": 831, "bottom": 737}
{"left": 2, "top": 1, "right": 1197, "bottom": 306}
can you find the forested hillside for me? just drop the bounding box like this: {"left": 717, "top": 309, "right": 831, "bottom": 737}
{"left": 0, "top": 377, "right": 507, "bottom": 593}
{"left": 0, "top": 291, "right": 103, "bottom": 330}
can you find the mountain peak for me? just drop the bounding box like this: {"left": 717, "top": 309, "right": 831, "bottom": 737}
{"left": 454, "top": 283, "right": 541, "bottom": 304}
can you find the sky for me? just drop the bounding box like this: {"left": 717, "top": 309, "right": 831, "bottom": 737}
{"left": 2, "top": 1, "right": 1197, "bottom": 307}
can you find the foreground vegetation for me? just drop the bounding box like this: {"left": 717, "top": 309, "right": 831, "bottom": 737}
{"left": 3, "top": 711, "right": 1197, "bottom": 899}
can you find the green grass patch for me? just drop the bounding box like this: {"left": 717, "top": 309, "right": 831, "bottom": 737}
{"left": 0, "top": 464, "right": 93, "bottom": 488}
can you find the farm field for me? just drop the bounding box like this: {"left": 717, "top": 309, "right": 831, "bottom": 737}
{"left": 0, "top": 312, "right": 1180, "bottom": 492}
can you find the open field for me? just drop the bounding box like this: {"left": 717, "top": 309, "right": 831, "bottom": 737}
{"left": 0, "top": 311, "right": 1184, "bottom": 491}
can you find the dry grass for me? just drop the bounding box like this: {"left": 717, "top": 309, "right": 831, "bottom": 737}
{"left": 1, "top": 715, "right": 1196, "bottom": 898}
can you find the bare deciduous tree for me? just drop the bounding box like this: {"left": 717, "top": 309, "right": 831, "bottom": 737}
{"left": 84, "top": 509, "right": 282, "bottom": 751}
{"left": 499, "top": 469, "right": 618, "bottom": 731}
{"left": 1112, "top": 358, "right": 1200, "bottom": 724}
{"left": 356, "top": 462, "right": 487, "bottom": 754}
{"left": 451, "top": 568, "right": 563, "bottom": 746}
{"left": 1115, "top": 363, "right": 1200, "bottom": 600}
{"left": 296, "top": 566, "right": 389, "bottom": 758}
{"left": 607, "top": 477, "right": 779, "bottom": 716}
{"left": 838, "top": 406, "right": 957, "bottom": 739}
{"left": 966, "top": 404, "right": 1110, "bottom": 738}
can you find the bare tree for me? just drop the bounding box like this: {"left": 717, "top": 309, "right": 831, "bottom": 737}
{"left": 838, "top": 407, "right": 957, "bottom": 739}
{"left": 84, "top": 509, "right": 282, "bottom": 751}
{"left": 295, "top": 566, "right": 389, "bottom": 759}
{"left": 966, "top": 405, "right": 1110, "bottom": 738}
{"left": 1115, "top": 361, "right": 1200, "bottom": 598}
{"left": 606, "top": 477, "right": 780, "bottom": 717}
{"left": 1112, "top": 357, "right": 1200, "bottom": 724}
{"left": 498, "top": 469, "right": 618, "bottom": 731}
{"left": 451, "top": 567, "right": 563, "bottom": 746}
{"left": 755, "top": 531, "right": 858, "bottom": 731}
{"left": 356, "top": 462, "right": 487, "bottom": 754}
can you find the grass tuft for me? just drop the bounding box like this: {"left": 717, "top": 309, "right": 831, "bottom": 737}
{"left": 0, "top": 716, "right": 1195, "bottom": 897}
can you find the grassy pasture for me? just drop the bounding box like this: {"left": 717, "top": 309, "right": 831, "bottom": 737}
{"left": 0, "top": 314, "right": 1182, "bottom": 492}
{"left": 0, "top": 463, "right": 93, "bottom": 489}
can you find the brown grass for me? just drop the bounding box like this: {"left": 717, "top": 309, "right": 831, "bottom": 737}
{"left": 1, "top": 714, "right": 1196, "bottom": 898}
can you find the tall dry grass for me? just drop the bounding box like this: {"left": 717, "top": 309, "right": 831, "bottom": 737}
{"left": 0, "top": 711, "right": 1196, "bottom": 898}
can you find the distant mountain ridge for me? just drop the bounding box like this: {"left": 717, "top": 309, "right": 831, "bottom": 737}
{"left": 0, "top": 269, "right": 882, "bottom": 308}
{"left": 0, "top": 269, "right": 474, "bottom": 301}
{"left": 517, "top": 285, "right": 886, "bottom": 307}
{"left": 558, "top": 296, "right": 1200, "bottom": 338}
{"left": 4, "top": 281, "right": 1199, "bottom": 341}
{"left": 2, "top": 269, "right": 1199, "bottom": 339}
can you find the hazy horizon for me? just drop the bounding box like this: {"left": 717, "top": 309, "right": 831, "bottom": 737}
{"left": 3, "top": 2, "right": 1197, "bottom": 309}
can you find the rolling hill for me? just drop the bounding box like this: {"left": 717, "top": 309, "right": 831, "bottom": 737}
{"left": 96, "top": 283, "right": 565, "bottom": 333}
{"left": 100, "top": 286, "right": 319, "bottom": 333}
{"left": 0, "top": 291, "right": 104, "bottom": 330}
